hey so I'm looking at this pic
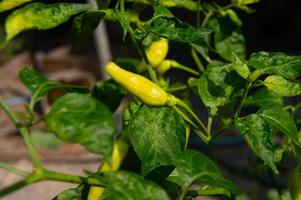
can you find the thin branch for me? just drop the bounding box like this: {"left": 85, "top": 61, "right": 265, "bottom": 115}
{"left": 191, "top": 48, "right": 205, "bottom": 73}
{"left": 0, "top": 174, "right": 38, "bottom": 198}
{"left": 0, "top": 162, "right": 30, "bottom": 177}
{"left": 0, "top": 98, "right": 20, "bottom": 127}
{"left": 234, "top": 83, "right": 252, "bottom": 118}
{"left": 19, "top": 127, "right": 43, "bottom": 169}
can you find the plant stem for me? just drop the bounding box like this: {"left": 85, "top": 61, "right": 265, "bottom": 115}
{"left": 137, "top": 42, "right": 158, "bottom": 84}
{"left": 0, "top": 169, "right": 106, "bottom": 198}
{"left": 0, "top": 97, "right": 43, "bottom": 168}
{"left": 127, "top": 27, "right": 158, "bottom": 84}
{"left": 173, "top": 107, "right": 198, "bottom": 130}
{"left": 178, "top": 173, "right": 205, "bottom": 200}
{"left": 0, "top": 162, "right": 30, "bottom": 177}
{"left": 208, "top": 139, "right": 217, "bottom": 163}
{"left": 171, "top": 60, "right": 200, "bottom": 76}
{"left": 207, "top": 116, "right": 213, "bottom": 135}
{"left": 0, "top": 98, "right": 20, "bottom": 127}
{"left": 212, "top": 124, "right": 231, "bottom": 140}
{"left": 166, "top": 84, "right": 188, "bottom": 93}
{"left": 173, "top": 107, "right": 209, "bottom": 144}
{"left": 19, "top": 127, "right": 43, "bottom": 168}
{"left": 0, "top": 174, "right": 39, "bottom": 197}
{"left": 120, "top": 0, "right": 125, "bottom": 13}
{"left": 201, "top": 11, "right": 212, "bottom": 28}
{"left": 234, "top": 83, "right": 251, "bottom": 118}
{"left": 176, "top": 99, "right": 208, "bottom": 136}
{"left": 191, "top": 48, "right": 205, "bottom": 72}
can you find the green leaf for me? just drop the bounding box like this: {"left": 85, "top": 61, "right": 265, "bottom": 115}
{"left": 129, "top": 106, "right": 186, "bottom": 176}
{"left": 95, "top": 171, "right": 171, "bottom": 200}
{"left": 232, "top": 0, "right": 259, "bottom": 13}
{"left": 4, "top": 2, "right": 90, "bottom": 42}
{"left": 258, "top": 107, "right": 299, "bottom": 144}
{"left": 92, "top": 79, "right": 128, "bottom": 112}
{"left": 19, "top": 66, "right": 48, "bottom": 92}
{"left": 115, "top": 10, "right": 132, "bottom": 40}
{"left": 232, "top": 0, "right": 259, "bottom": 6}
{"left": 208, "top": 17, "right": 246, "bottom": 61}
{"left": 197, "top": 61, "right": 245, "bottom": 109}
{"left": 71, "top": 11, "right": 104, "bottom": 50}
{"left": 244, "top": 88, "right": 283, "bottom": 108}
{"left": 220, "top": 9, "right": 242, "bottom": 27}
{"left": 145, "top": 6, "right": 211, "bottom": 49}
{"left": 0, "top": 0, "right": 32, "bottom": 13}
{"left": 31, "top": 130, "right": 62, "bottom": 148}
{"left": 235, "top": 114, "right": 278, "bottom": 173}
{"left": 52, "top": 184, "right": 87, "bottom": 200}
{"left": 19, "top": 67, "right": 88, "bottom": 108}
{"left": 122, "top": 100, "right": 142, "bottom": 128}
{"left": 263, "top": 75, "right": 301, "bottom": 97}
{"left": 232, "top": 53, "right": 250, "bottom": 79}
{"left": 46, "top": 93, "right": 115, "bottom": 163}
{"left": 96, "top": 0, "right": 110, "bottom": 9}
{"left": 172, "top": 150, "right": 240, "bottom": 194}
{"left": 129, "top": 0, "right": 197, "bottom": 11}
{"left": 248, "top": 52, "right": 301, "bottom": 79}
{"left": 196, "top": 186, "right": 231, "bottom": 197}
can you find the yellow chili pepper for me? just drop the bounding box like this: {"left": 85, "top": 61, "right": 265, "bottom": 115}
{"left": 156, "top": 60, "right": 172, "bottom": 75}
{"left": 106, "top": 62, "right": 177, "bottom": 106}
{"left": 288, "top": 166, "right": 301, "bottom": 200}
{"left": 136, "top": 38, "right": 169, "bottom": 72}
{"left": 87, "top": 139, "right": 129, "bottom": 200}
{"left": 185, "top": 125, "right": 190, "bottom": 148}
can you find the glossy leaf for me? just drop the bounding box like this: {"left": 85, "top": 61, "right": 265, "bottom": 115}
{"left": 263, "top": 75, "right": 301, "bottom": 97}
{"left": 232, "top": 0, "right": 259, "bottom": 6}
{"left": 248, "top": 52, "right": 301, "bottom": 79}
{"left": 0, "top": 0, "right": 31, "bottom": 13}
{"left": 235, "top": 114, "right": 278, "bottom": 173}
{"left": 145, "top": 6, "right": 211, "bottom": 49}
{"left": 196, "top": 187, "right": 231, "bottom": 197}
{"left": 92, "top": 79, "right": 128, "bottom": 112}
{"left": 31, "top": 130, "right": 62, "bottom": 149}
{"left": 46, "top": 93, "right": 115, "bottom": 163}
{"left": 208, "top": 17, "right": 246, "bottom": 61}
{"left": 198, "top": 61, "right": 245, "bottom": 109}
{"left": 5, "top": 3, "right": 90, "bottom": 42}
{"left": 19, "top": 67, "right": 88, "bottom": 108}
{"left": 130, "top": 0, "right": 197, "bottom": 11}
{"left": 220, "top": 9, "right": 242, "bottom": 27}
{"left": 258, "top": 107, "right": 299, "bottom": 144}
{"left": 95, "top": 171, "right": 171, "bottom": 200}
{"left": 129, "top": 106, "right": 186, "bottom": 176}
{"left": 71, "top": 11, "right": 104, "bottom": 50}
{"left": 19, "top": 66, "right": 48, "bottom": 92}
{"left": 52, "top": 185, "right": 87, "bottom": 200}
{"left": 232, "top": 53, "right": 250, "bottom": 79}
{"left": 172, "top": 150, "right": 240, "bottom": 194}
{"left": 122, "top": 100, "right": 142, "bottom": 128}
{"left": 244, "top": 88, "right": 283, "bottom": 108}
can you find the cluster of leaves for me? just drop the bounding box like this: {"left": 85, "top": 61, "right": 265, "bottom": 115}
{"left": 0, "top": 0, "right": 301, "bottom": 199}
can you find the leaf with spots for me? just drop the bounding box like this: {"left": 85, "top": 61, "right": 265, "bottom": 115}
{"left": 168, "top": 150, "right": 240, "bottom": 194}
{"left": 46, "top": 93, "right": 115, "bottom": 163}
{"left": 129, "top": 106, "right": 186, "bottom": 176}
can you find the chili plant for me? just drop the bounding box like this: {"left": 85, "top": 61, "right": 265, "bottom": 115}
{"left": 0, "top": 0, "right": 301, "bottom": 199}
